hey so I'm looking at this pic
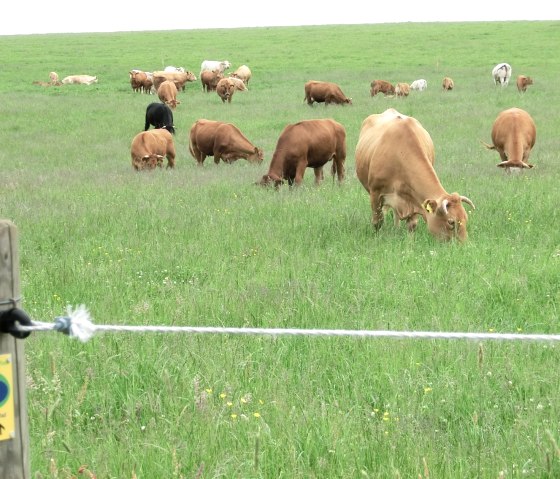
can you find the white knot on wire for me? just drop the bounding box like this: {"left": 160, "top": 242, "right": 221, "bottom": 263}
{"left": 53, "top": 305, "right": 95, "bottom": 342}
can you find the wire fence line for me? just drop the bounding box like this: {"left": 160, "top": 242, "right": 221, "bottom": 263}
{"left": 10, "top": 305, "right": 560, "bottom": 344}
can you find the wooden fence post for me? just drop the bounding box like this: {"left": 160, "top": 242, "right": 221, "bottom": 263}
{"left": 0, "top": 220, "right": 30, "bottom": 479}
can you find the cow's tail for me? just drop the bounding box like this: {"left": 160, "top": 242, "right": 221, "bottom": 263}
{"left": 480, "top": 140, "right": 496, "bottom": 151}
{"left": 331, "top": 159, "right": 338, "bottom": 181}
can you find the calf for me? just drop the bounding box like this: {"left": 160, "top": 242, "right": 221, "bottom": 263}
{"left": 395, "top": 82, "right": 410, "bottom": 97}
{"left": 144, "top": 103, "right": 175, "bottom": 134}
{"left": 483, "top": 107, "right": 536, "bottom": 172}
{"left": 442, "top": 77, "right": 454, "bottom": 90}
{"left": 516, "top": 75, "right": 533, "bottom": 92}
{"left": 130, "top": 129, "right": 176, "bottom": 170}
{"left": 189, "top": 119, "right": 263, "bottom": 165}
{"left": 259, "top": 118, "right": 346, "bottom": 187}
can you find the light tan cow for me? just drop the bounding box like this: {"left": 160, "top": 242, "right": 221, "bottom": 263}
{"left": 516, "top": 75, "right": 534, "bottom": 92}
{"left": 483, "top": 107, "right": 536, "bottom": 172}
{"left": 355, "top": 108, "right": 474, "bottom": 242}
{"left": 157, "top": 80, "right": 181, "bottom": 109}
{"left": 229, "top": 65, "right": 252, "bottom": 85}
{"left": 130, "top": 129, "right": 176, "bottom": 170}
{"left": 442, "top": 77, "right": 454, "bottom": 90}
{"left": 152, "top": 71, "right": 197, "bottom": 91}
{"left": 395, "top": 82, "right": 410, "bottom": 97}
{"left": 216, "top": 78, "right": 236, "bottom": 103}
{"left": 189, "top": 119, "right": 263, "bottom": 165}
{"left": 61, "top": 75, "right": 98, "bottom": 85}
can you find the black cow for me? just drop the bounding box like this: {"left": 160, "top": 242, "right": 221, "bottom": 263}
{"left": 144, "top": 103, "right": 175, "bottom": 134}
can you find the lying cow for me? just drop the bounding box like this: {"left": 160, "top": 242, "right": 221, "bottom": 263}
{"left": 259, "top": 118, "right": 346, "bottom": 187}
{"left": 370, "top": 80, "right": 395, "bottom": 96}
{"left": 482, "top": 107, "right": 536, "bottom": 172}
{"left": 355, "top": 108, "right": 474, "bottom": 242}
{"left": 188, "top": 119, "right": 263, "bottom": 165}
{"left": 130, "top": 129, "right": 176, "bottom": 170}
{"left": 157, "top": 80, "right": 180, "bottom": 109}
{"left": 61, "top": 75, "right": 98, "bottom": 85}
{"left": 492, "top": 63, "right": 512, "bottom": 87}
{"left": 516, "top": 75, "right": 533, "bottom": 92}
{"left": 144, "top": 103, "right": 175, "bottom": 135}
{"left": 304, "top": 80, "right": 351, "bottom": 106}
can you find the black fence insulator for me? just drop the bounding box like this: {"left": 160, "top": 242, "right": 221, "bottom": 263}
{"left": 0, "top": 308, "right": 32, "bottom": 339}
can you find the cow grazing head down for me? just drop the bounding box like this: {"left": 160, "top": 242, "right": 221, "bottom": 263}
{"left": 355, "top": 108, "right": 474, "bottom": 242}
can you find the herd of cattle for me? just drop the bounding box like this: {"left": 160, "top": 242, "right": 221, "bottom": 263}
{"left": 36, "top": 60, "right": 537, "bottom": 243}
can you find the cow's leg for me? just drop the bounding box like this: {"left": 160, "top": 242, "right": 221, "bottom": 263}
{"left": 370, "top": 192, "right": 384, "bottom": 230}
{"left": 294, "top": 161, "right": 308, "bottom": 185}
{"left": 313, "top": 167, "right": 324, "bottom": 185}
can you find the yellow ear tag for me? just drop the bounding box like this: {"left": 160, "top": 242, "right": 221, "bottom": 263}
{"left": 425, "top": 203, "right": 433, "bottom": 213}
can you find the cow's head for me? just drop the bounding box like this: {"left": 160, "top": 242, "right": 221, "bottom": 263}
{"left": 257, "top": 173, "right": 283, "bottom": 188}
{"left": 142, "top": 154, "right": 164, "bottom": 170}
{"left": 422, "top": 193, "right": 475, "bottom": 242}
{"left": 248, "top": 148, "right": 264, "bottom": 164}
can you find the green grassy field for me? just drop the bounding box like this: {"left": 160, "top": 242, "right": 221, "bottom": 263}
{"left": 1, "top": 21, "right": 559, "bottom": 478}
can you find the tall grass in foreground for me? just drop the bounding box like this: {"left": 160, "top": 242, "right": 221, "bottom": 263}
{"left": 0, "top": 21, "right": 559, "bottom": 478}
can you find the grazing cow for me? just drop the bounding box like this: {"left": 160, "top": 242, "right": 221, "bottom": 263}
{"left": 259, "top": 119, "right": 346, "bottom": 187}
{"left": 442, "top": 77, "right": 454, "bottom": 90}
{"left": 482, "top": 107, "right": 536, "bottom": 172}
{"left": 492, "top": 63, "right": 512, "bottom": 86}
{"left": 130, "top": 129, "right": 176, "bottom": 170}
{"left": 144, "top": 103, "right": 175, "bottom": 134}
{"left": 355, "top": 108, "right": 474, "bottom": 242}
{"left": 189, "top": 119, "right": 264, "bottom": 166}
{"left": 370, "top": 80, "right": 395, "bottom": 96}
{"left": 201, "top": 70, "right": 223, "bottom": 92}
{"left": 61, "top": 75, "right": 98, "bottom": 85}
{"left": 152, "top": 71, "right": 197, "bottom": 91}
{"left": 395, "top": 82, "right": 410, "bottom": 97}
{"left": 200, "top": 60, "right": 231, "bottom": 75}
{"left": 157, "top": 80, "right": 180, "bottom": 109}
{"left": 229, "top": 65, "right": 252, "bottom": 85}
{"left": 516, "top": 75, "right": 533, "bottom": 92}
{"left": 216, "top": 78, "right": 236, "bottom": 103}
{"left": 304, "top": 80, "right": 352, "bottom": 106}
{"left": 410, "top": 79, "right": 427, "bottom": 91}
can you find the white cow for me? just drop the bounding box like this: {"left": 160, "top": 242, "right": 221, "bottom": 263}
{"left": 164, "top": 66, "right": 185, "bottom": 73}
{"left": 492, "top": 63, "right": 512, "bottom": 87}
{"left": 200, "top": 60, "right": 231, "bottom": 75}
{"left": 410, "top": 79, "right": 428, "bottom": 91}
{"left": 61, "top": 75, "right": 98, "bottom": 85}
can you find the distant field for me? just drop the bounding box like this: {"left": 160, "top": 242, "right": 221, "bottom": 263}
{"left": 1, "top": 21, "right": 559, "bottom": 478}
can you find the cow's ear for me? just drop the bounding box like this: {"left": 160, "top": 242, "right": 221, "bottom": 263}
{"left": 422, "top": 199, "right": 437, "bottom": 214}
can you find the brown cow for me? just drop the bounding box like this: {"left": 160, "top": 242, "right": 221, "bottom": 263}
{"left": 442, "top": 77, "right": 454, "bottom": 90}
{"left": 259, "top": 118, "right": 346, "bottom": 187}
{"left": 189, "top": 119, "right": 264, "bottom": 166}
{"left": 304, "top": 81, "right": 352, "bottom": 106}
{"left": 516, "top": 75, "right": 533, "bottom": 92}
{"left": 482, "top": 107, "right": 536, "bottom": 172}
{"left": 201, "top": 70, "right": 223, "bottom": 92}
{"left": 370, "top": 80, "right": 395, "bottom": 96}
{"left": 158, "top": 80, "right": 180, "bottom": 109}
{"left": 152, "top": 71, "right": 197, "bottom": 91}
{"left": 395, "top": 82, "right": 410, "bottom": 97}
{"left": 355, "top": 108, "right": 474, "bottom": 242}
{"left": 216, "top": 78, "right": 236, "bottom": 103}
{"left": 229, "top": 64, "right": 252, "bottom": 85}
{"left": 130, "top": 129, "right": 176, "bottom": 170}
{"left": 130, "top": 70, "right": 147, "bottom": 93}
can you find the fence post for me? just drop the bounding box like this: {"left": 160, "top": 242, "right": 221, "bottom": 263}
{"left": 0, "top": 220, "right": 30, "bottom": 479}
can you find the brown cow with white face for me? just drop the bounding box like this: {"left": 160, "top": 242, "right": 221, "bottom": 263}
{"left": 483, "top": 107, "right": 536, "bottom": 172}
{"left": 158, "top": 80, "right": 180, "bottom": 109}
{"left": 516, "top": 75, "right": 533, "bottom": 92}
{"left": 370, "top": 80, "right": 395, "bottom": 96}
{"left": 355, "top": 108, "right": 474, "bottom": 242}
{"left": 189, "top": 119, "right": 264, "bottom": 165}
{"left": 304, "top": 81, "right": 352, "bottom": 106}
{"left": 259, "top": 119, "right": 346, "bottom": 187}
{"left": 130, "top": 129, "right": 176, "bottom": 170}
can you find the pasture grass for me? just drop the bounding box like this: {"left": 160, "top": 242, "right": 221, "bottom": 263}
{"left": 1, "top": 21, "right": 559, "bottom": 478}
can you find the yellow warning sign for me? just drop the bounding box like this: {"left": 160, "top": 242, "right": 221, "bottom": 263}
{"left": 0, "top": 354, "right": 15, "bottom": 441}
